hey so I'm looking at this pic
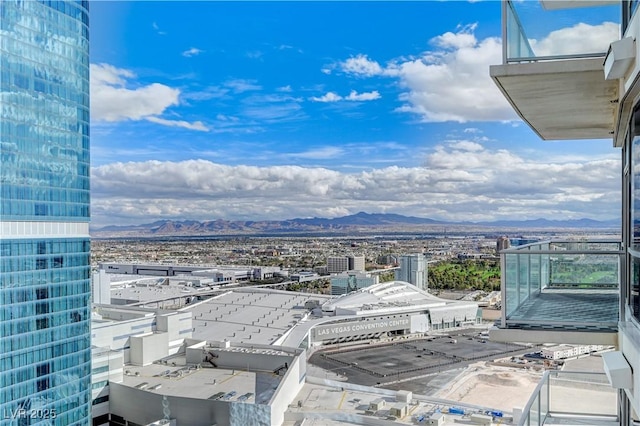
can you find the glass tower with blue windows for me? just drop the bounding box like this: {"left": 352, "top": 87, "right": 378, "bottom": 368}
{"left": 0, "top": 1, "right": 91, "bottom": 424}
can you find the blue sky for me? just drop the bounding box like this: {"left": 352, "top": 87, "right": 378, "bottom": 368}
{"left": 89, "top": 1, "right": 621, "bottom": 227}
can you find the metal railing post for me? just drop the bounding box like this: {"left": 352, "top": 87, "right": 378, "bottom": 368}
{"left": 502, "top": 0, "right": 508, "bottom": 63}
{"left": 500, "top": 251, "right": 506, "bottom": 328}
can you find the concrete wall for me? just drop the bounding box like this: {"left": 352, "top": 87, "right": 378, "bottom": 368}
{"left": 157, "top": 311, "right": 192, "bottom": 342}
{"left": 185, "top": 340, "right": 208, "bottom": 364}
{"left": 268, "top": 350, "right": 306, "bottom": 426}
{"left": 92, "top": 316, "right": 156, "bottom": 364}
{"left": 213, "top": 350, "right": 293, "bottom": 372}
{"left": 109, "top": 383, "right": 272, "bottom": 426}
{"left": 130, "top": 332, "right": 169, "bottom": 366}
{"left": 410, "top": 314, "right": 429, "bottom": 333}
{"left": 92, "top": 307, "right": 190, "bottom": 365}
{"left": 92, "top": 270, "right": 111, "bottom": 304}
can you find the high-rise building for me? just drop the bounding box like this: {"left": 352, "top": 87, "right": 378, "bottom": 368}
{"left": 496, "top": 236, "right": 510, "bottom": 253}
{"left": 330, "top": 272, "right": 378, "bottom": 295}
{"left": 490, "top": 1, "right": 640, "bottom": 423}
{"left": 0, "top": 1, "right": 91, "bottom": 424}
{"left": 327, "top": 255, "right": 365, "bottom": 274}
{"left": 327, "top": 256, "right": 349, "bottom": 274}
{"left": 395, "top": 254, "right": 428, "bottom": 291}
{"left": 347, "top": 255, "right": 365, "bottom": 272}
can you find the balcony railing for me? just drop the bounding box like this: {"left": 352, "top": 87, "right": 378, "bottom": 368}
{"left": 503, "top": 0, "right": 620, "bottom": 63}
{"left": 519, "top": 370, "right": 618, "bottom": 425}
{"left": 499, "top": 241, "right": 622, "bottom": 333}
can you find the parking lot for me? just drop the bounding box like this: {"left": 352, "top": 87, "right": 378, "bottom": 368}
{"left": 309, "top": 331, "right": 530, "bottom": 392}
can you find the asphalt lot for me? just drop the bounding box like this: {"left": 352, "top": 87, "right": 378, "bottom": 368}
{"left": 309, "top": 330, "right": 531, "bottom": 393}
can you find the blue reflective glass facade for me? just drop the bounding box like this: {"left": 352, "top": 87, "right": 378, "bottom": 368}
{"left": 0, "top": 1, "right": 91, "bottom": 425}
{"left": 0, "top": 1, "right": 90, "bottom": 222}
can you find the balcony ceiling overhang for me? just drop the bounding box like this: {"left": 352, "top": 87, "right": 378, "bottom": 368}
{"left": 491, "top": 57, "right": 618, "bottom": 140}
{"left": 489, "top": 327, "right": 618, "bottom": 346}
{"left": 540, "top": 0, "right": 618, "bottom": 10}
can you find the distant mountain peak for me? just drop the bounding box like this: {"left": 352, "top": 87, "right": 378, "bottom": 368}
{"left": 91, "top": 212, "right": 620, "bottom": 237}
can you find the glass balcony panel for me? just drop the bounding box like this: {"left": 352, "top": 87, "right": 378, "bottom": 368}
{"left": 519, "top": 371, "right": 618, "bottom": 425}
{"left": 501, "top": 241, "right": 621, "bottom": 332}
{"left": 519, "top": 253, "right": 532, "bottom": 310}
{"left": 540, "top": 374, "right": 549, "bottom": 422}
{"left": 505, "top": 0, "right": 620, "bottom": 63}
{"left": 530, "top": 392, "right": 541, "bottom": 426}
{"left": 505, "top": 253, "right": 520, "bottom": 317}
{"left": 548, "top": 371, "right": 617, "bottom": 418}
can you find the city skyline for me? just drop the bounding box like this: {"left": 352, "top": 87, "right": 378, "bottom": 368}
{"left": 90, "top": 1, "right": 621, "bottom": 227}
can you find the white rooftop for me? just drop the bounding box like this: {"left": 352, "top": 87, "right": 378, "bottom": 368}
{"left": 120, "top": 360, "right": 279, "bottom": 405}
{"left": 322, "top": 281, "right": 476, "bottom": 313}
{"left": 184, "top": 288, "right": 332, "bottom": 345}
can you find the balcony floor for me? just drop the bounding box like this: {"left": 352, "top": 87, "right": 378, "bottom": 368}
{"left": 507, "top": 289, "right": 618, "bottom": 332}
{"left": 542, "top": 415, "right": 619, "bottom": 425}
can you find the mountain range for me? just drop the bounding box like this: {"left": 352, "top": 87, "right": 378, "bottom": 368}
{"left": 91, "top": 212, "right": 620, "bottom": 237}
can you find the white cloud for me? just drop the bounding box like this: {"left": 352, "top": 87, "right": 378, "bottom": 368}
{"left": 341, "top": 54, "right": 384, "bottom": 77}
{"left": 277, "top": 85, "right": 293, "bottom": 92}
{"left": 332, "top": 25, "right": 513, "bottom": 122}
{"left": 182, "top": 47, "right": 203, "bottom": 57}
{"left": 530, "top": 22, "right": 619, "bottom": 57}
{"left": 310, "top": 90, "right": 380, "bottom": 103}
{"left": 145, "top": 116, "right": 209, "bottom": 132}
{"left": 334, "top": 22, "right": 616, "bottom": 123}
{"left": 432, "top": 23, "right": 478, "bottom": 49}
{"left": 90, "top": 143, "right": 620, "bottom": 226}
{"left": 448, "top": 140, "right": 484, "bottom": 152}
{"left": 345, "top": 90, "right": 381, "bottom": 101}
{"left": 91, "top": 63, "right": 180, "bottom": 121}
{"left": 310, "top": 92, "right": 342, "bottom": 102}
{"left": 90, "top": 63, "right": 207, "bottom": 131}
{"left": 392, "top": 26, "right": 511, "bottom": 122}
{"left": 91, "top": 63, "right": 135, "bottom": 86}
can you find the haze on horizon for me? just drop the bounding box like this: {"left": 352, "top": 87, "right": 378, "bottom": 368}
{"left": 89, "top": 1, "right": 621, "bottom": 228}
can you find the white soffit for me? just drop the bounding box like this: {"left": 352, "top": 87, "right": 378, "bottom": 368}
{"left": 491, "top": 57, "right": 618, "bottom": 140}
{"left": 541, "top": 0, "right": 618, "bottom": 10}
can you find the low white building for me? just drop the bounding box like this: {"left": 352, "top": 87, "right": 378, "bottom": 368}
{"left": 278, "top": 281, "right": 479, "bottom": 348}
{"left": 541, "top": 344, "right": 607, "bottom": 360}
{"left": 91, "top": 305, "right": 193, "bottom": 425}
{"left": 110, "top": 341, "right": 305, "bottom": 426}
{"left": 91, "top": 304, "right": 306, "bottom": 426}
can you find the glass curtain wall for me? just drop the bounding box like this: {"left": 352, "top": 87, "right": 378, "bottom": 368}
{"left": 0, "top": 1, "right": 91, "bottom": 424}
